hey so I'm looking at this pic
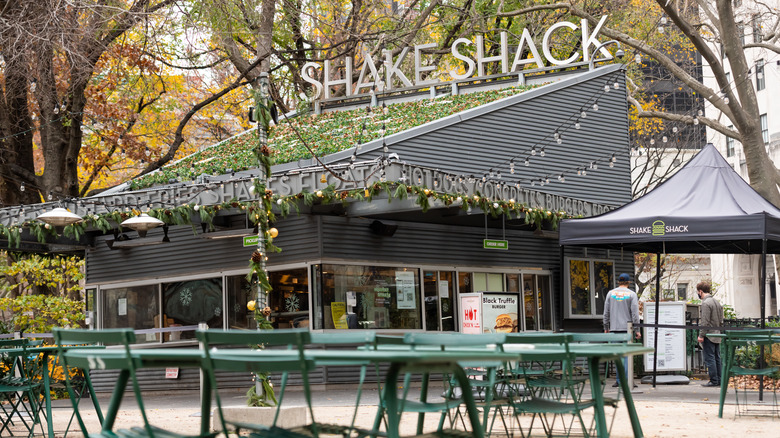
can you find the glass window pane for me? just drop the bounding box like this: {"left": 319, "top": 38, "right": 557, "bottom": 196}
{"left": 569, "top": 260, "right": 591, "bottom": 315}
{"left": 458, "top": 272, "right": 472, "bottom": 293}
{"left": 487, "top": 273, "right": 504, "bottom": 291}
{"left": 506, "top": 274, "right": 520, "bottom": 293}
{"left": 423, "top": 271, "right": 440, "bottom": 331}
{"left": 439, "top": 272, "right": 455, "bottom": 332}
{"left": 537, "top": 275, "right": 553, "bottom": 330}
{"left": 594, "top": 261, "right": 614, "bottom": 315}
{"left": 162, "top": 278, "right": 223, "bottom": 340}
{"left": 226, "top": 275, "right": 253, "bottom": 330}
{"left": 319, "top": 264, "right": 421, "bottom": 330}
{"left": 522, "top": 274, "right": 537, "bottom": 331}
{"left": 102, "top": 285, "right": 159, "bottom": 344}
{"left": 268, "top": 269, "right": 309, "bottom": 329}
{"left": 473, "top": 273, "right": 487, "bottom": 291}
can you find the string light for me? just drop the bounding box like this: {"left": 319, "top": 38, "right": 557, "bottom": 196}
{"left": 540, "top": 147, "right": 545, "bottom": 157}
{"left": 509, "top": 159, "right": 515, "bottom": 174}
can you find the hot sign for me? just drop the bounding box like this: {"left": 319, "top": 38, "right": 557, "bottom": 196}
{"left": 459, "top": 294, "right": 482, "bottom": 334}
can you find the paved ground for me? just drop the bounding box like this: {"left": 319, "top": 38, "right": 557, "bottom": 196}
{"left": 7, "top": 376, "right": 780, "bottom": 437}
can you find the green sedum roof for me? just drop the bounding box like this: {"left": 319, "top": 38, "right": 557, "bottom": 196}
{"left": 129, "top": 85, "right": 537, "bottom": 190}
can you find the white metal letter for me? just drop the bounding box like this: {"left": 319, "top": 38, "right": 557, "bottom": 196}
{"left": 414, "top": 43, "right": 438, "bottom": 86}
{"left": 543, "top": 22, "right": 579, "bottom": 66}
{"left": 511, "top": 28, "right": 544, "bottom": 71}
{"left": 476, "top": 33, "right": 509, "bottom": 77}
{"left": 355, "top": 50, "right": 383, "bottom": 94}
{"left": 301, "top": 62, "right": 324, "bottom": 100}
{"left": 582, "top": 15, "right": 610, "bottom": 62}
{"left": 384, "top": 48, "right": 413, "bottom": 90}
{"left": 449, "top": 38, "right": 476, "bottom": 80}
{"left": 324, "top": 58, "right": 353, "bottom": 99}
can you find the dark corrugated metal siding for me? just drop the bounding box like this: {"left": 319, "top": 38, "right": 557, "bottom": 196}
{"left": 320, "top": 216, "right": 558, "bottom": 269}
{"left": 86, "top": 216, "right": 319, "bottom": 284}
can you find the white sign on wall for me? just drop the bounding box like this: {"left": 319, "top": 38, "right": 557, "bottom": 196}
{"left": 644, "top": 302, "right": 687, "bottom": 371}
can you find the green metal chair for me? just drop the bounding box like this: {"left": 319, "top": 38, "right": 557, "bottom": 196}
{"left": 398, "top": 332, "right": 508, "bottom": 438}
{"left": 198, "top": 328, "right": 356, "bottom": 438}
{"left": 721, "top": 329, "right": 780, "bottom": 418}
{"left": 53, "top": 328, "right": 217, "bottom": 438}
{"left": 504, "top": 333, "right": 596, "bottom": 438}
{"left": 1, "top": 338, "right": 47, "bottom": 437}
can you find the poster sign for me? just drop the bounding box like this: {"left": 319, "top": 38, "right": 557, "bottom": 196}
{"left": 395, "top": 271, "right": 417, "bottom": 309}
{"left": 117, "top": 298, "right": 127, "bottom": 316}
{"left": 165, "top": 368, "right": 179, "bottom": 379}
{"left": 481, "top": 293, "right": 519, "bottom": 333}
{"left": 459, "top": 293, "right": 482, "bottom": 334}
{"left": 331, "top": 302, "right": 348, "bottom": 329}
{"left": 644, "top": 302, "right": 686, "bottom": 371}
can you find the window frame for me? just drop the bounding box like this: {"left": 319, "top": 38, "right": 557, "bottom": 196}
{"left": 727, "top": 125, "right": 735, "bottom": 157}
{"left": 756, "top": 59, "right": 765, "bottom": 91}
{"left": 564, "top": 257, "right": 616, "bottom": 319}
{"left": 761, "top": 114, "right": 768, "bottom": 144}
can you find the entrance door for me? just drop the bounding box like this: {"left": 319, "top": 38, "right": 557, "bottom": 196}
{"left": 423, "top": 271, "right": 455, "bottom": 331}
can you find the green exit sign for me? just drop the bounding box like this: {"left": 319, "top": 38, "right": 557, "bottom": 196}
{"left": 483, "top": 239, "right": 508, "bottom": 250}
{"left": 243, "top": 236, "right": 259, "bottom": 247}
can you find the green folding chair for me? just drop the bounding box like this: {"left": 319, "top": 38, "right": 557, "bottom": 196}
{"left": 53, "top": 328, "right": 217, "bottom": 438}
{"left": 399, "top": 333, "right": 508, "bottom": 437}
{"left": 722, "top": 329, "right": 780, "bottom": 418}
{"left": 504, "top": 333, "right": 595, "bottom": 438}
{"left": 198, "top": 328, "right": 356, "bottom": 438}
{"left": 1, "top": 338, "right": 45, "bottom": 437}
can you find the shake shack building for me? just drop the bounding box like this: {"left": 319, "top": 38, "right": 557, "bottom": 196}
{"left": 2, "top": 64, "right": 633, "bottom": 387}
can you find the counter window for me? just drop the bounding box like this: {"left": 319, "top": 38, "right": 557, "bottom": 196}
{"left": 102, "top": 285, "right": 159, "bottom": 344}
{"left": 161, "top": 278, "right": 224, "bottom": 340}
{"left": 314, "top": 264, "right": 421, "bottom": 330}
{"left": 565, "top": 258, "right": 614, "bottom": 318}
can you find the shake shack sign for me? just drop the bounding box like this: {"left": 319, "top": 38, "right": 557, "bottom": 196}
{"left": 302, "top": 16, "right": 611, "bottom": 99}
{"left": 629, "top": 220, "right": 690, "bottom": 236}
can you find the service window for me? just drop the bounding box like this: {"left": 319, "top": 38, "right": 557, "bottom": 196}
{"left": 565, "top": 258, "right": 615, "bottom": 318}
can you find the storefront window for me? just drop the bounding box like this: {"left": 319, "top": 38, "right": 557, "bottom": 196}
{"left": 423, "top": 271, "right": 455, "bottom": 331}
{"left": 317, "top": 264, "right": 421, "bottom": 330}
{"left": 267, "top": 269, "right": 309, "bottom": 329}
{"left": 566, "top": 258, "right": 615, "bottom": 318}
{"left": 226, "top": 275, "right": 253, "bottom": 329}
{"left": 102, "top": 285, "right": 159, "bottom": 344}
{"left": 162, "top": 278, "right": 223, "bottom": 340}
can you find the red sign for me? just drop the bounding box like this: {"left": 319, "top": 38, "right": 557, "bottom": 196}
{"left": 459, "top": 294, "right": 482, "bottom": 334}
{"left": 165, "top": 368, "right": 179, "bottom": 379}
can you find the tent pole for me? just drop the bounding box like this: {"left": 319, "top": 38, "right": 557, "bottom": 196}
{"left": 759, "top": 238, "right": 767, "bottom": 401}
{"left": 652, "top": 252, "right": 661, "bottom": 388}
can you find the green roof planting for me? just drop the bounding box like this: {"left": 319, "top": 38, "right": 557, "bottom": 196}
{"left": 129, "top": 85, "right": 537, "bottom": 190}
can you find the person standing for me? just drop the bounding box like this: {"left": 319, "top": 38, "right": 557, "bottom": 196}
{"left": 603, "top": 273, "right": 641, "bottom": 387}
{"left": 697, "top": 281, "right": 723, "bottom": 387}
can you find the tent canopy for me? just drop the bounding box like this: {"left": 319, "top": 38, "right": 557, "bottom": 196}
{"left": 559, "top": 143, "right": 780, "bottom": 254}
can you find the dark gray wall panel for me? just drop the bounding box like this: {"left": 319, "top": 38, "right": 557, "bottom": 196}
{"left": 86, "top": 215, "right": 320, "bottom": 284}
{"left": 320, "top": 216, "right": 559, "bottom": 269}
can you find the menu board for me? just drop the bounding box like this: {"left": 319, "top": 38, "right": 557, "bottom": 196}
{"left": 395, "top": 271, "right": 417, "bottom": 309}
{"left": 481, "top": 293, "right": 519, "bottom": 334}
{"left": 459, "top": 293, "right": 482, "bottom": 334}
{"left": 644, "top": 302, "right": 686, "bottom": 371}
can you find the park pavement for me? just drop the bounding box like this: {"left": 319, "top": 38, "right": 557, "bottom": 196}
{"left": 15, "top": 376, "right": 780, "bottom": 437}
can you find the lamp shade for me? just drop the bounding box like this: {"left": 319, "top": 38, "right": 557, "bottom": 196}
{"left": 121, "top": 213, "right": 164, "bottom": 237}
{"left": 37, "top": 207, "right": 82, "bottom": 227}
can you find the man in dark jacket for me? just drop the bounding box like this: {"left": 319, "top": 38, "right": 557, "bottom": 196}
{"left": 697, "top": 281, "right": 723, "bottom": 387}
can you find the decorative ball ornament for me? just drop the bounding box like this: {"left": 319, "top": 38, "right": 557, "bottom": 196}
{"left": 194, "top": 205, "right": 200, "bottom": 211}
{"left": 249, "top": 186, "right": 255, "bottom": 194}
{"left": 277, "top": 199, "right": 283, "bottom": 205}
{"left": 269, "top": 228, "right": 279, "bottom": 238}
{"left": 316, "top": 191, "right": 323, "bottom": 197}
{"left": 44, "top": 224, "right": 51, "bottom": 229}
{"left": 247, "top": 300, "right": 256, "bottom": 312}
{"left": 456, "top": 197, "right": 462, "bottom": 203}
{"left": 493, "top": 202, "right": 499, "bottom": 208}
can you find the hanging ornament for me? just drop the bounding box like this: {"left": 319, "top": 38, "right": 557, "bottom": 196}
{"left": 269, "top": 228, "right": 279, "bottom": 238}
{"left": 320, "top": 174, "right": 327, "bottom": 184}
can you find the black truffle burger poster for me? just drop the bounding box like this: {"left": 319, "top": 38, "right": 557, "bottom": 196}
{"left": 481, "top": 293, "right": 520, "bottom": 334}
